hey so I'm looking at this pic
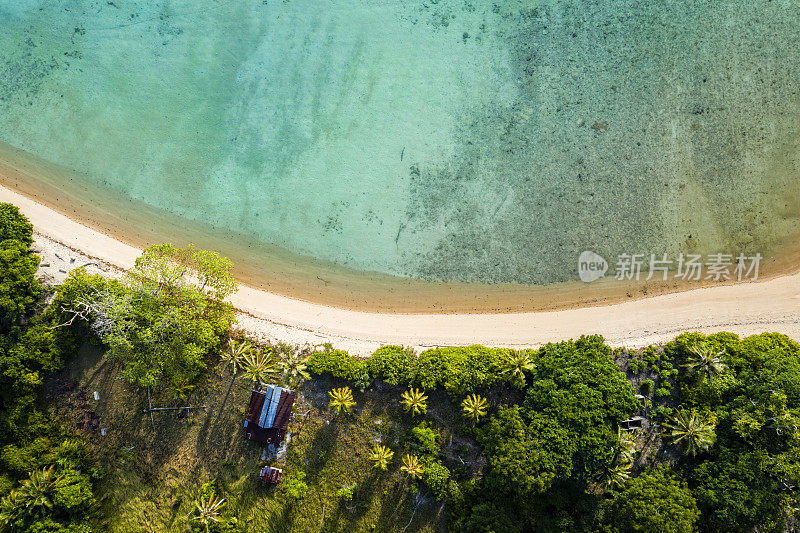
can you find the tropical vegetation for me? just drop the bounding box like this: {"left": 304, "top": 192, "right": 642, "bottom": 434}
{"left": 400, "top": 388, "right": 428, "bottom": 416}
{"left": 369, "top": 444, "right": 394, "bottom": 471}
{"left": 461, "top": 393, "right": 488, "bottom": 423}
{"left": 328, "top": 386, "right": 356, "bottom": 415}
{"left": 3, "top": 203, "right": 800, "bottom": 531}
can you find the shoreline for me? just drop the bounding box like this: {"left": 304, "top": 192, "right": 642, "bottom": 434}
{"left": 3, "top": 183, "right": 800, "bottom": 356}
{"left": 3, "top": 140, "right": 800, "bottom": 315}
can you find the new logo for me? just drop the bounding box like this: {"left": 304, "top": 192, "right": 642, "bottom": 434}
{"left": 578, "top": 251, "right": 608, "bottom": 282}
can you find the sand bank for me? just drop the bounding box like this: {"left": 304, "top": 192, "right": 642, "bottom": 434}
{"left": 2, "top": 184, "right": 799, "bottom": 356}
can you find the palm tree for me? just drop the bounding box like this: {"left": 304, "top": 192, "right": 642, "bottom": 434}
{"left": 280, "top": 352, "right": 311, "bottom": 388}
{"left": 222, "top": 338, "right": 252, "bottom": 376}
{"left": 188, "top": 492, "right": 227, "bottom": 533}
{"left": 598, "top": 461, "right": 631, "bottom": 490}
{"left": 662, "top": 407, "right": 716, "bottom": 456}
{"left": 499, "top": 350, "right": 535, "bottom": 387}
{"left": 461, "top": 394, "right": 488, "bottom": 423}
{"left": 242, "top": 350, "right": 277, "bottom": 389}
{"left": 400, "top": 388, "right": 428, "bottom": 416}
{"left": 616, "top": 428, "right": 636, "bottom": 464}
{"left": 18, "top": 465, "right": 62, "bottom": 517}
{"left": 329, "top": 387, "right": 356, "bottom": 415}
{"left": 401, "top": 454, "right": 424, "bottom": 480}
{"left": 683, "top": 344, "right": 727, "bottom": 380}
{"left": 595, "top": 429, "right": 637, "bottom": 491}
{"left": 0, "top": 490, "right": 25, "bottom": 526}
{"left": 369, "top": 444, "right": 394, "bottom": 471}
{"left": 0, "top": 466, "right": 64, "bottom": 525}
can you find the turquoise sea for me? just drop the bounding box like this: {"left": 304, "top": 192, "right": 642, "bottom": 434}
{"left": 1, "top": 0, "right": 799, "bottom": 285}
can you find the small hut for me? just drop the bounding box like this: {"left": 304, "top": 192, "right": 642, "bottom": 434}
{"left": 620, "top": 416, "right": 645, "bottom": 430}
{"left": 259, "top": 465, "right": 283, "bottom": 484}
{"left": 243, "top": 384, "right": 296, "bottom": 445}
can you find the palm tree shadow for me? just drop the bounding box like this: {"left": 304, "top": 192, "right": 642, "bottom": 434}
{"left": 303, "top": 420, "right": 341, "bottom": 485}
{"left": 319, "top": 471, "right": 383, "bottom": 533}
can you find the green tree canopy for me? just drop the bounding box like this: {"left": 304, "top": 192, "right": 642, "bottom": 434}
{"left": 693, "top": 450, "right": 785, "bottom": 532}
{"left": 0, "top": 240, "right": 40, "bottom": 332}
{"left": 668, "top": 332, "right": 800, "bottom": 531}
{"left": 0, "top": 461, "right": 95, "bottom": 532}
{"left": 474, "top": 336, "right": 637, "bottom": 528}
{"left": 54, "top": 244, "right": 237, "bottom": 395}
{"left": 603, "top": 468, "right": 699, "bottom": 533}
{"left": 480, "top": 405, "right": 574, "bottom": 497}
{"left": 0, "top": 203, "right": 33, "bottom": 246}
{"left": 129, "top": 243, "right": 236, "bottom": 301}
{"left": 522, "top": 336, "right": 638, "bottom": 481}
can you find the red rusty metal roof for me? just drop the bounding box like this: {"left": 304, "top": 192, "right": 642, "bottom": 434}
{"left": 259, "top": 466, "right": 283, "bottom": 484}
{"left": 243, "top": 387, "right": 296, "bottom": 444}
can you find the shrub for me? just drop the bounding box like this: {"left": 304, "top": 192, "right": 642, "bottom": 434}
{"left": 411, "top": 422, "right": 440, "bottom": 454}
{"left": 421, "top": 458, "right": 450, "bottom": 500}
{"left": 200, "top": 480, "right": 221, "bottom": 500}
{"left": 643, "top": 346, "right": 660, "bottom": 364}
{"left": 410, "top": 346, "right": 508, "bottom": 395}
{"left": 47, "top": 439, "right": 90, "bottom": 471}
{"left": 656, "top": 405, "right": 674, "bottom": 418}
{"left": 308, "top": 349, "right": 371, "bottom": 391}
{"left": 336, "top": 485, "right": 355, "bottom": 501}
{"left": 639, "top": 379, "right": 654, "bottom": 395}
{"left": 282, "top": 471, "right": 308, "bottom": 500}
{"left": 0, "top": 203, "right": 33, "bottom": 245}
{"left": 654, "top": 386, "right": 672, "bottom": 398}
{"left": 366, "top": 345, "right": 415, "bottom": 385}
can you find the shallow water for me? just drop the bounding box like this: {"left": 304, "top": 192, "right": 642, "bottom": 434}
{"left": 1, "top": 0, "right": 799, "bottom": 285}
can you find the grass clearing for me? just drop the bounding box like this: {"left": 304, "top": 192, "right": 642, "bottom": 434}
{"left": 48, "top": 344, "right": 452, "bottom": 532}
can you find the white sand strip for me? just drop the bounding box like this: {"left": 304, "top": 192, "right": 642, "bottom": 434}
{"left": 2, "top": 184, "right": 799, "bottom": 356}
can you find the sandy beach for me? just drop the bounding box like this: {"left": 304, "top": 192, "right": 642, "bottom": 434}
{"left": 4, "top": 139, "right": 800, "bottom": 316}
{"left": 3, "top": 183, "right": 799, "bottom": 356}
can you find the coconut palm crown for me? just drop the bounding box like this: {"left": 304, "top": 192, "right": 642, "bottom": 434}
{"left": 683, "top": 344, "right": 728, "bottom": 380}
{"left": 400, "top": 388, "right": 428, "bottom": 416}
{"left": 401, "top": 454, "right": 424, "bottom": 479}
{"left": 280, "top": 352, "right": 311, "bottom": 388}
{"left": 596, "top": 428, "right": 637, "bottom": 491}
{"left": 0, "top": 466, "right": 63, "bottom": 522}
{"left": 499, "top": 350, "right": 536, "bottom": 387}
{"left": 616, "top": 428, "right": 637, "bottom": 464}
{"left": 242, "top": 350, "right": 277, "bottom": 388}
{"left": 222, "top": 338, "right": 252, "bottom": 376}
{"left": 369, "top": 444, "right": 394, "bottom": 471}
{"left": 329, "top": 386, "right": 356, "bottom": 415}
{"left": 662, "top": 407, "right": 716, "bottom": 456}
{"left": 461, "top": 394, "right": 489, "bottom": 423}
{"left": 599, "top": 461, "right": 631, "bottom": 490}
{"left": 188, "top": 492, "right": 227, "bottom": 533}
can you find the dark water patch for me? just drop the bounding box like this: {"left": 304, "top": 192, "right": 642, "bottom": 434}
{"left": 402, "top": 0, "right": 800, "bottom": 284}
